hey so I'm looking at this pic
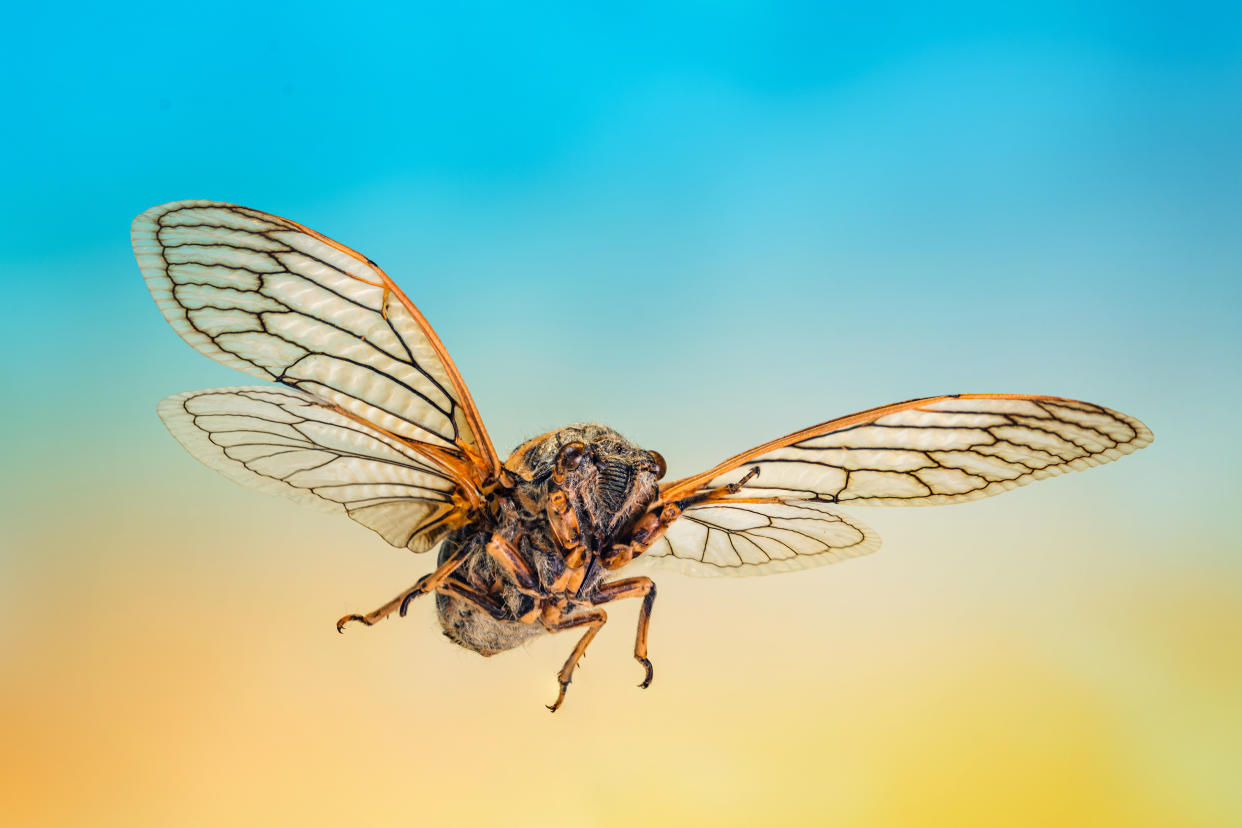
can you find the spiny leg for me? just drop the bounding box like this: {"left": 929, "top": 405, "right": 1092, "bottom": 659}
{"left": 336, "top": 543, "right": 473, "bottom": 632}
{"left": 600, "top": 468, "right": 762, "bottom": 573}
{"left": 545, "top": 608, "right": 608, "bottom": 713}
{"left": 592, "top": 577, "right": 657, "bottom": 688}
{"left": 336, "top": 590, "right": 406, "bottom": 632}
{"left": 678, "top": 466, "right": 761, "bottom": 507}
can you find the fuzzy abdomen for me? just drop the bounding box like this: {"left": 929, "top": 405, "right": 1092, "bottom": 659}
{"left": 435, "top": 592, "right": 543, "bottom": 656}
{"left": 433, "top": 524, "right": 544, "bottom": 656}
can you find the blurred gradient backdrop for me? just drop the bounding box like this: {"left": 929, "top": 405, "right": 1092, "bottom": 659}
{"left": 3, "top": 2, "right": 1240, "bottom": 826}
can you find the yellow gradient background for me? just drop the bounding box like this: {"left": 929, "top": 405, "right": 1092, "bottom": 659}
{"left": 4, "top": 408, "right": 1238, "bottom": 826}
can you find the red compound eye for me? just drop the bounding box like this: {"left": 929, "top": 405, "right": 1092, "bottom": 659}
{"left": 648, "top": 450, "right": 667, "bottom": 481}
{"left": 556, "top": 441, "right": 587, "bottom": 474}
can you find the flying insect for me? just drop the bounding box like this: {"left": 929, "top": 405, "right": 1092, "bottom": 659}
{"left": 134, "top": 201, "right": 1153, "bottom": 711}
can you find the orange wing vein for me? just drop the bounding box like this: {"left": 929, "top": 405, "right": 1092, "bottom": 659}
{"left": 133, "top": 200, "right": 501, "bottom": 501}
{"left": 642, "top": 394, "right": 1151, "bottom": 576}
{"left": 134, "top": 200, "right": 502, "bottom": 544}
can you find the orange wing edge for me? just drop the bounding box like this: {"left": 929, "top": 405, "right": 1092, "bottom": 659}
{"left": 657, "top": 393, "right": 1151, "bottom": 505}
{"left": 256, "top": 208, "right": 504, "bottom": 489}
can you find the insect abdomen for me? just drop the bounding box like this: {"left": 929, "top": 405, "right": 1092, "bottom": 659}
{"left": 436, "top": 592, "right": 542, "bottom": 656}
{"left": 434, "top": 526, "right": 543, "bottom": 656}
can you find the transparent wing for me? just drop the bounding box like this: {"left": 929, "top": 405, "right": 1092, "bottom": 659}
{"left": 158, "top": 386, "right": 464, "bottom": 553}
{"left": 639, "top": 499, "right": 880, "bottom": 577}
{"left": 133, "top": 200, "right": 500, "bottom": 490}
{"left": 660, "top": 394, "right": 1152, "bottom": 507}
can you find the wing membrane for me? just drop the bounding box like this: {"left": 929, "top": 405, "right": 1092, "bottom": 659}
{"left": 133, "top": 200, "right": 500, "bottom": 489}
{"left": 641, "top": 499, "right": 879, "bottom": 577}
{"left": 158, "top": 386, "right": 464, "bottom": 552}
{"left": 645, "top": 394, "right": 1149, "bottom": 577}
{"left": 661, "top": 394, "right": 1152, "bottom": 507}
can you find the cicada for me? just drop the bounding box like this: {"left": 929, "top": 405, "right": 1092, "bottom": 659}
{"left": 133, "top": 201, "right": 1153, "bottom": 711}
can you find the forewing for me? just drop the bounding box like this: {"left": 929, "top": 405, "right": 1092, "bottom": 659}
{"left": 133, "top": 200, "right": 500, "bottom": 487}
{"left": 661, "top": 394, "right": 1152, "bottom": 507}
{"left": 640, "top": 499, "right": 880, "bottom": 577}
{"left": 158, "top": 386, "right": 464, "bottom": 553}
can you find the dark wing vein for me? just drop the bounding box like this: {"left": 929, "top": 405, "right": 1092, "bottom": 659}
{"left": 158, "top": 386, "right": 460, "bottom": 553}
{"left": 699, "top": 395, "right": 1152, "bottom": 506}
{"left": 642, "top": 499, "right": 880, "bottom": 577}
{"left": 133, "top": 201, "right": 481, "bottom": 458}
{"left": 644, "top": 395, "right": 1150, "bottom": 577}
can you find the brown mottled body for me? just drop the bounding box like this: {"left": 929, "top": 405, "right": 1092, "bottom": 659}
{"left": 342, "top": 423, "right": 672, "bottom": 709}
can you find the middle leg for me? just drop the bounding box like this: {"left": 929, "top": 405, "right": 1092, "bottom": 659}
{"left": 544, "top": 608, "right": 608, "bottom": 712}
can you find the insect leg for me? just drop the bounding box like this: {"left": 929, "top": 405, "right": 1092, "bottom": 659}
{"left": 590, "top": 577, "right": 657, "bottom": 689}
{"left": 436, "top": 576, "right": 511, "bottom": 621}
{"left": 543, "top": 608, "right": 608, "bottom": 712}
{"left": 600, "top": 468, "right": 763, "bottom": 572}
{"left": 335, "top": 542, "right": 473, "bottom": 632}
{"left": 599, "top": 503, "right": 683, "bottom": 570}
{"left": 676, "top": 466, "right": 762, "bottom": 508}
{"left": 484, "top": 534, "right": 539, "bottom": 595}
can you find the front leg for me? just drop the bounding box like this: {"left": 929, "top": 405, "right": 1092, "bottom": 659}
{"left": 483, "top": 533, "right": 539, "bottom": 595}
{"left": 599, "top": 503, "right": 682, "bottom": 570}
{"left": 591, "top": 577, "right": 657, "bottom": 688}
{"left": 600, "top": 469, "right": 762, "bottom": 572}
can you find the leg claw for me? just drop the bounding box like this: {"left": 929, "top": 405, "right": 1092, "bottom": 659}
{"left": 637, "top": 656, "right": 654, "bottom": 689}
{"left": 398, "top": 581, "right": 429, "bottom": 617}
{"left": 546, "top": 681, "right": 570, "bottom": 713}
{"left": 336, "top": 614, "right": 369, "bottom": 633}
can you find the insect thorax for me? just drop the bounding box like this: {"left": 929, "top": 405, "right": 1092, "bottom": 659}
{"left": 504, "top": 423, "right": 663, "bottom": 543}
{"left": 434, "top": 424, "right": 663, "bottom": 656}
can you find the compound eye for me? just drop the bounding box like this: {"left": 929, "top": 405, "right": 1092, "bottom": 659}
{"left": 555, "top": 442, "right": 588, "bottom": 476}
{"left": 648, "top": 450, "right": 667, "bottom": 481}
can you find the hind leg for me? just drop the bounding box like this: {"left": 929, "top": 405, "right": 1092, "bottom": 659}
{"left": 336, "top": 541, "right": 474, "bottom": 632}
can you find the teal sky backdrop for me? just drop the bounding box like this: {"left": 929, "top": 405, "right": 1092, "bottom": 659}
{"left": 6, "top": 1, "right": 1238, "bottom": 546}
{"left": 2, "top": 3, "right": 1239, "bottom": 826}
